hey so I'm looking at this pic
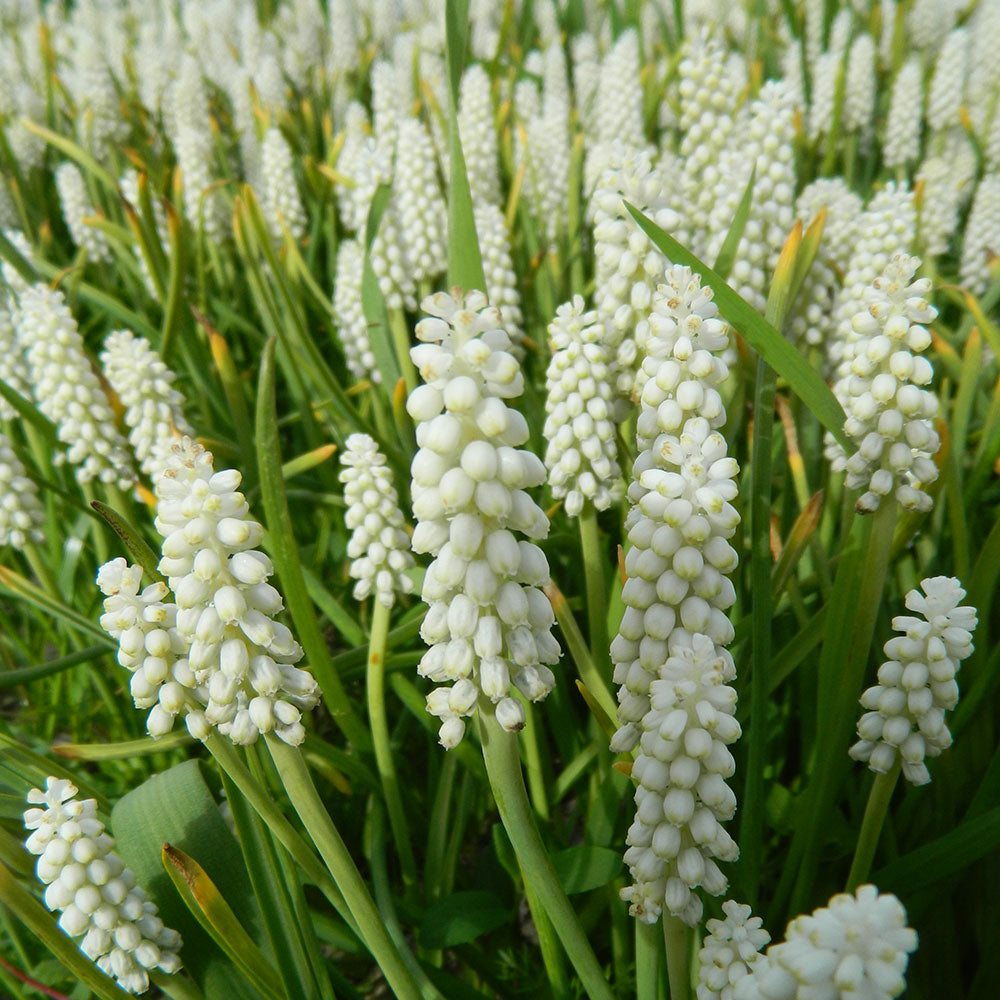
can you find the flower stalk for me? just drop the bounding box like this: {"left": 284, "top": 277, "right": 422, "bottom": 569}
{"left": 846, "top": 761, "right": 901, "bottom": 891}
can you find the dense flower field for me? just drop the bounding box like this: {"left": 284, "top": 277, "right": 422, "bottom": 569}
{"left": 0, "top": 0, "right": 998, "bottom": 998}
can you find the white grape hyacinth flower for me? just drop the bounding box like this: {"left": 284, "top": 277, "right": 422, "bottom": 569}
{"left": 332, "top": 237, "right": 381, "bottom": 384}
{"left": 407, "top": 290, "right": 560, "bottom": 749}
{"left": 697, "top": 900, "right": 770, "bottom": 1000}
{"left": 733, "top": 885, "right": 917, "bottom": 1000}
{"left": 960, "top": 173, "right": 1000, "bottom": 297}
{"left": 340, "top": 434, "right": 415, "bottom": 608}
{"left": 883, "top": 58, "right": 923, "bottom": 171}
{"left": 260, "top": 126, "right": 307, "bottom": 243}
{"left": 55, "top": 162, "right": 112, "bottom": 264}
{"left": 543, "top": 297, "right": 623, "bottom": 516}
{"left": 393, "top": 117, "right": 448, "bottom": 284}
{"left": 100, "top": 330, "right": 193, "bottom": 480}
{"left": 830, "top": 253, "right": 940, "bottom": 513}
{"left": 153, "top": 438, "right": 320, "bottom": 746}
{"left": 23, "top": 778, "right": 183, "bottom": 994}
{"left": 0, "top": 293, "right": 31, "bottom": 420}
{"left": 14, "top": 283, "right": 135, "bottom": 489}
{"left": 0, "top": 431, "right": 44, "bottom": 549}
{"left": 851, "top": 576, "right": 977, "bottom": 785}
{"left": 474, "top": 202, "right": 524, "bottom": 348}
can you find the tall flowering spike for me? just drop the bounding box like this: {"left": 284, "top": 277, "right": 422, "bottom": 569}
{"left": 70, "top": 46, "right": 127, "bottom": 164}
{"left": 474, "top": 202, "right": 523, "bottom": 347}
{"left": 407, "top": 290, "right": 560, "bottom": 749}
{"left": 571, "top": 33, "right": 600, "bottom": 142}
{"left": 697, "top": 900, "right": 770, "bottom": 1000}
{"left": 152, "top": 439, "right": 319, "bottom": 746}
{"left": 844, "top": 34, "right": 876, "bottom": 137}
{"left": 371, "top": 59, "right": 402, "bottom": 159}
{"left": 0, "top": 294, "right": 31, "bottom": 419}
{"left": 827, "top": 183, "right": 916, "bottom": 376}
{"left": 926, "top": 28, "right": 968, "bottom": 136}
{"left": 260, "top": 126, "right": 306, "bottom": 243}
{"left": 458, "top": 64, "right": 500, "bottom": 207}
{"left": 23, "top": 778, "right": 183, "bottom": 994}
{"left": 100, "top": 330, "right": 193, "bottom": 480}
{"left": 612, "top": 267, "right": 741, "bottom": 927}
{"left": 831, "top": 253, "right": 940, "bottom": 513}
{"left": 916, "top": 149, "right": 977, "bottom": 258}
{"left": 393, "top": 117, "right": 448, "bottom": 284}
{"left": 851, "top": 576, "right": 977, "bottom": 785}
{"left": 788, "top": 179, "right": 863, "bottom": 349}
{"left": 14, "top": 283, "right": 134, "bottom": 489}
{"left": 883, "top": 58, "right": 923, "bottom": 171}
{"left": 809, "top": 52, "right": 838, "bottom": 143}
{"left": 960, "top": 174, "right": 1000, "bottom": 296}
{"left": 594, "top": 29, "right": 644, "bottom": 153}
{"left": 543, "top": 297, "right": 623, "bottom": 516}
{"left": 339, "top": 434, "right": 415, "bottom": 608}
{"left": 0, "top": 432, "right": 44, "bottom": 549}
{"left": 332, "top": 238, "right": 380, "bottom": 384}
{"left": 55, "top": 162, "right": 112, "bottom": 264}
{"left": 704, "top": 80, "right": 797, "bottom": 314}
{"left": 908, "top": 0, "right": 955, "bottom": 51}
{"left": 333, "top": 103, "right": 370, "bottom": 233}
{"left": 733, "top": 885, "right": 917, "bottom": 1000}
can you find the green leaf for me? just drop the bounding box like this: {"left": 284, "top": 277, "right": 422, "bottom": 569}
{"left": 90, "top": 500, "right": 166, "bottom": 584}
{"left": 712, "top": 165, "right": 755, "bottom": 281}
{"left": 51, "top": 729, "right": 191, "bottom": 760}
{"left": 360, "top": 183, "right": 402, "bottom": 389}
{"left": 0, "top": 644, "right": 108, "bottom": 689}
{"left": 623, "top": 203, "right": 851, "bottom": 451}
{"left": 418, "top": 891, "right": 509, "bottom": 948}
{"left": 0, "top": 380, "right": 59, "bottom": 446}
{"left": 551, "top": 846, "right": 623, "bottom": 895}
{"left": 110, "top": 759, "right": 263, "bottom": 988}
{"left": 162, "top": 844, "right": 286, "bottom": 1000}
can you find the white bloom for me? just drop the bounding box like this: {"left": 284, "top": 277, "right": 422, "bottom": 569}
{"left": 908, "top": 0, "right": 956, "bottom": 52}
{"left": 408, "top": 290, "right": 560, "bottom": 748}
{"left": 844, "top": 34, "right": 876, "bottom": 136}
{"left": 697, "top": 900, "right": 770, "bottom": 1000}
{"left": 260, "top": 126, "right": 306, "bottom": 243}
{"left": 883, "top": 58, "right": 923, "bottom": 170}
{"left": 543, "top": 297, "right": 623, "bottom": 516}
{"left": 100, "top": 330, "right": 193, "bottom": 480}
{"left": 571, "top": 33, "right": 601, "bottom": 142}
{"left": 0, "top": 293, "right": 31, "bottom": 419}
{"left": 830, "top": 253, "right": 940, "bottom": 513}
{"left": 459, "top": 64, "right": 500, "bottom": 207}
{"left": 851, "top": 576, "right": 977, "bottom": 785}
{"left": 960, "top": 173, "right": 1000, "bottom": 296}
{"left": 474, "top": 202, "right": 523, "bottom": 347}
{"left": 594, "top": 29, "right": 644, "bottom": 154}
{"left": 55, "top": 162, "right": 112, "bottom": 264}
{"left": 371, "top": 59, "right": 403, "bottom": 159}
{"left": 734, "top": 885, "right": 917, "bottom": 1000}
{"left": 14, "top": 283, "right": 134, "bottom": 488}
{"left": 70, "top": 46, "right": 127, "bottom": 165}
{"left": 340, "top": 434, "right": 414, "bottom": 608}
{"left": 0, "top": 431, "right": 43, "bottom": 549}
{"left": 916, "top": 148, "right": 976, "bottom": 258}
{"left": 393, "top": 117, "right": 447, "bottom": 284}
{"left": 332, "top": 238, "right": 380, "bottom": 384}
{"left": 23, "top": 778, "right": 183, "bottom": 994}
{"left": 152, "top": 439, "right": 319, "bottom": 746}
{"left": 926, "top": 28, "right": 968, "bottom": 135}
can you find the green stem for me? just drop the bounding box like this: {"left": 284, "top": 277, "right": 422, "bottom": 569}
{"left": 366, "top": 599, "right": 418, "bottom": 890}
{"left": 389, "top": 308, "right": 418, "bottom": 393}
{"left": 846, "top": 762, "right": 901, "bottom": 891}
{"left": 662, "top": 916, "right": 691, "bottom": 1000}
{"left": 265, "top": 736, "right": 422, "bottom": 1000}
{"left": 579, "top": 501, "right": 610, "bottom": 670}
{"left": 522, "top": 874, "right": 570, "bottom": 998}
{"left": 743, "top": 355, "right": 776, "bottom": 904}
{"left": 21, "top": 542, "right": 58, "bottom": 599}
{"left": 478, "top": 703, "right": 615, "bottom": 1000}
{"left": 635, "top": 920, "right": 661, "bottom": 1000}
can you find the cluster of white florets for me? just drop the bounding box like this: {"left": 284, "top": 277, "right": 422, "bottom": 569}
{"left": 960, "top": 173, "right": 1000, "bottom": 296}
{"left": 884, "top": 58, "right": 923, "bottom": 170}
{"left": 100, "top": 330, "right": 193, "bottom": 480}
{"left": 733, "top": 886, "right": 917, "bottom": 1000}
{"left": 0, "top": 293, "right": 31, "bottom": 419}
{"left": 474, "top": 202, "right": 524, "bottom": 347}
{"left": 23, "top": 778, "right": 183, "bottom": 994}
{"left": 926, "top": 28, "right": 968, "bottom": 137}
{"left": 0, "top": 431, "right": 44, "bottom": 549}
{"left": 393, "top": 117, "right": 448, "bottom": 284}
{"left": 332, "top": 238, "right": 380, "bottom": 384}
{"left": 459, "top": 64, "right": 501, "bottom": 206}
{"left": 851, "top": 576, "right": 977, "bottom": 785}
{"left": 543, "top": 297, "right": 623, "bottom": 516}
{"left": 340, "top": 433, "right": 414, "bottom": 608}
{"left": 697, "top": 900, "right": 771, "bottom": 1000}
{"left": 916, "top": 150, "right": 976, "bottom": 258}
{"left": 138, "top": 439, "right": 320, "bottom": 745}
{"left": 260, "top": 126, "right": 307, "bottom": 243}
{"left": 844, "top": 34, "right": 876, "bottom": 137}
{"left": 831, "top": 253, "right": 940, "bottom": 513}
{"left": 14, "top": 283, "right": 135, "bottom": 488}
{"left": 407, "top": 290, "right": 560, "bottom": 748}
{"left": 55, "top": 162, "right": 112, "bottom": 264}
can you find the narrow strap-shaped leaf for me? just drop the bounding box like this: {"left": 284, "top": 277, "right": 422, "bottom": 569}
{"left": 90, "top": 500, "right": 165, "bottom": 583}
{"left": 0, "top": 644, "right": 109, "bottom": 689}
{"left": 52, "top": 729, "right": 191, "bottom": 760}
{"left": 162, "top": 844, "right": 286, "bottom": 1000}
{"left": 360, "top": 183, "right": 403, "bottom": 389}
{"left": 624, "top": 203, "right": 851, "bottom": 451}
{"left": 0, "top": 381, "right": 59, "bottom": 445}
{"left": 712, "top": 165, "right": 756, "bottom": 281}
{"left": 255, "top": 337, "right": 369, "bottom": 749}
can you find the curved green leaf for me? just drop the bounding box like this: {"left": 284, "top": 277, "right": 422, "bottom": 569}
{"left": 419, "top": 891, "right": 509, "bottom": 948}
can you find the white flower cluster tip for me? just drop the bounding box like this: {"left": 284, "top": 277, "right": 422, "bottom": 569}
{"left": 543, "top": 297, "right": 623, "bottom": 516}
{"left": 733, "top": 886, "right": 917, "bottom": 1000}
{"left": 407, "top": 290, "right": 560, "bottom": 748}
{"left": 55, "top": 162, "right": 112, "bottom": 264}
{"left": 100, "top": 330, "right": 193, "bottom": 480}
{"left": 23, "top": 778, "right": 182, "bottom": 994}
{"left": 831, "top": 253, "right": 940, "bottom": 513}
{"left": 260, "top": 126, "right": 307, "bottom": 243}
{"left": 0, "top": 431, "right": 44, "bottom": 549}
{"left": 340, "top": 434, "right": 414, "bottom": 608}
{"left": 697, "top": 900, "right": 770, "bottom": 1000}
{"left": 851, "top": 576, "right": 977, "bottom": 785}
{"left": 332, "top": 237, "right": 380, "bottom": 385}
